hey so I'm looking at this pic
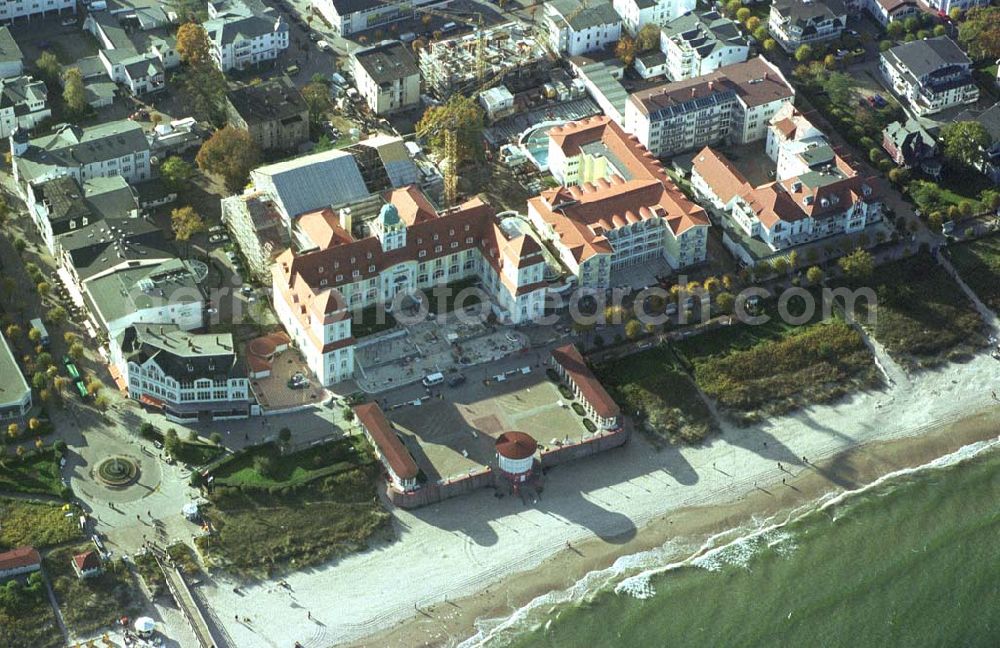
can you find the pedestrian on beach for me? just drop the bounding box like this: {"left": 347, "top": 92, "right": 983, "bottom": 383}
{"left": 307, "top": 611, "right": 311, "bottom": 620}
{"left": 777, "top": 462, "right": 782, "bottom": 471}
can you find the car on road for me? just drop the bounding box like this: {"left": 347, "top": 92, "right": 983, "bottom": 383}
{"left": 209, "top": 225, "right": 225, "bottom": 233}
{"left": 309, "top": 32, "right": 321, "bottom": 42}
{"left": 447, "top": 374, "right": 466, "bottom": 388}
{"left": 317, "top": 40, "right": 332, "bottom": 51}
{"left": 209, "top": 233, "right": 229, "bottom": 244}
{"left": 153, "top": 439, "right": 163, "bottom": 449}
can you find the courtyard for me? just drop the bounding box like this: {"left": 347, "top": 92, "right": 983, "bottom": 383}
{"left": 385, "top": 370, "right": 591, "bottom": 483}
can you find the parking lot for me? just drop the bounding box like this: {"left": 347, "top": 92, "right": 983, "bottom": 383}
{"left": 386, "top": 369, "right": 591, "bottom": 482}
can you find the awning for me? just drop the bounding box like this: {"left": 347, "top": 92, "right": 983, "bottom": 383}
{"left": 139, "top": 394, "right": 164, "bottom": 409}
{"left": 107, "top": 364, "right": 127, "bottom": 393}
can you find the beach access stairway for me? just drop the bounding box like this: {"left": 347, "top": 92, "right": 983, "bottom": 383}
{"left": 151, "top": 547, "right": 222, "bottom": 648}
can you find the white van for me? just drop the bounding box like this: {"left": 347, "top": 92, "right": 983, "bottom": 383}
{"left": 422, "top": 372, "right": 445, "bottom": 387}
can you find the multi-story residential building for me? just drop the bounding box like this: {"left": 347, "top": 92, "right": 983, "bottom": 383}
{"left": 768, "top": 0, "right": 846, "bottom": 53}
{"left": 880, "top": 37, "right": 979, "bottom": 116}
{"left": 84, "top": 258, "right": 206, "bottom": 339}
{"left": 0, "top": 75, "right": 49, "bottom": 138}
{"left": 659, "top": 10, "right": 748, "bottom": 81}
{"left": 0, "top": 0, "right": 75, "bottom": 25}
{"left": 225, "top": 75, "right": 309, "bottom": 153}
{"left": 691, "top": 107, "right": 882, "bottom": 259}
{"left": 26, "top": 174, "right": 139, "bottom": 256}
{"left": 921, "top": 0, "right": 989, "bottom": 14}
{"left": 544, "top": 0, "right": 622, "bottom": 57}
{"left": 10, "top": 119, "right": 151, "bottom": 197}
{"left": 0, "top": 26, "right": 24, "bottom": 78}
{"left": 204, "top": 6, "right": 289, "bottom": 72}
{"left": 0, "top": 332, "right": 31, "bottom": 424}
{"left": 112, "top": 324, "right": 252, "bottom": 422}
{"left": 550, "top": 344, "right": 622, "bottom": 430}
{"left": 624, "top": 56, "right": 795, "bottom": 158}
{"left": 272, "top": 186, "right": 548, "bottom": 385}
{"left": 612, "top": 0, "right": 696, "bottom": 35}
{"left": 351, "top": 40, "right": 420, "bottom": 115}
{"left": 882, "top": 118, "right": 941, "bottom": 177}
{"left": 312, "top": 0, "right": 443, "bottom": 36}
{"left": 530, "top": 116, "right": 710, "bottom": 290}
{"left": 86, "top": 11, "right": 169, "bottom": 96}
{"left": 955, "top": 102, "right": 1000, "bottom": 184}
{"left": 863, "top": 0, "right": 920, "bottom": 27}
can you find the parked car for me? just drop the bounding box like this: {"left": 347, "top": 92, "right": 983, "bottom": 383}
{"left": 208, "top": 225, "right": 225, "bottom": 233}
{"left": 447, "top": 374, "right": 466, "bottom": 388}
{"left": 209, "top": 234, "right": 229, "bottom": 244}
{"left": 317, "top": 40, "right": 332, "bottom": 51}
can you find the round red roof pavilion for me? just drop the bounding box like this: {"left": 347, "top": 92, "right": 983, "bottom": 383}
{"left": 495, "top": 432, "right": 538, "bottom": 460}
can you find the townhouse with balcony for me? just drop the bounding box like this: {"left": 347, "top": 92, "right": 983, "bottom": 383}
{"left": 86, "top": 11, "right": 171, "bottom": 96}
{"left": 691, "top": 106, "right": 882, "bottom": 262}
{"left": 880, "top": 37, "right": 979, "bottom": 117}
{"left": 612, "top": 0, "right": 696, "bottom": 35}
{"left": 659, "top": 9, "right": 748, "bottom": 81}
{"left": 544, "top": 0, "right": 622, "bottom": 57}
{"left": 624, "top": 56, "right": 795, "bottom": 158}
{"left": 529, "top": 116, "right": 709, "bottom": 290}
{"left": 111, "top": 324, "right": 252, "bottom": 422}
{"left": 767, "top": 0, "right": 846, "bottom": 53}
{"left": 0, "top": 75, "right": 49, "bottom": 138}
{"left": 10, "top": 119, "right": 151, "bottom": 198}
{"left": 0, "top": 0, "right": 75, "bottom": 24}
{"left": 351, "top": 40, "right": 420, "bottom": 116}
{"left": 272, "top": 186, "right": 548, "bottom": 385}
{"left": 204, "top": 4, "right": 289, "bottom": 73}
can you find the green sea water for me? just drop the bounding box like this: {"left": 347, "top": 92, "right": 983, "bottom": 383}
{"left": 483, "top": 441, "right": 1000, "bottom": 648}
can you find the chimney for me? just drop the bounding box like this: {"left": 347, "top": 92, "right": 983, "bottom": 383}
{"left": 708, "top": 80, "right": 714, "bottom": 91}
{"left": 339, "top": 207, "right": 352, "bottom": 233}
{"left": 691, "top": 87, "right": 697, "bottom": 97}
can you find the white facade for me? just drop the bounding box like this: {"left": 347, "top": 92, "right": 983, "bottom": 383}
{"left": 206, "top": 14, "right": 289, "bottom": 73}
{"left": 879, "top": 38, "right": 979, "bottom": 117}
{"left": 767, "top": 0, "right": 846, "bottom": 53}
{"left": 660, "top": 12, "right": 748, "bottom": 81}
{"left": 922, "top": 0, "right": 989, "bottom": 13}
{"left": 544, "top": 0, "right": 622, "bottom": 57}
{"left": 0, "top": 76, "right": 49, "bottom": 138}
{"left": 0, "top": 0, "right": 75, "bottom": 23}
{"left": 612, "top": 0, "right": 696, "bottom": 35}
{"left": 312, "top": 0, "right": 436, "bottom": 36}
{"left": 351, "top": 41, "right": 421, "bottom": 115}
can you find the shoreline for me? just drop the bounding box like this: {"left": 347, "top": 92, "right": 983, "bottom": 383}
{"left": 358, "top": 406, "right": 1000, "bottom": 648}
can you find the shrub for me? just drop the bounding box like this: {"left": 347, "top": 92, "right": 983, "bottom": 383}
{"left": 571, "top": 402, "right": 586, "bottom": 416}
{"left": 582, "top": 419, "right": 597, "bottom": 433}
{"left": 558, "top": 384, "right": 575, "bottom": 400}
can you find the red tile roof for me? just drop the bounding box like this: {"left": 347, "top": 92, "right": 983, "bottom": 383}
{"left": 0, "top": 546, "right": 41, "bottom": 572}
{"left": 551, "top": 344, "right": 620, "bottom": 419}
{"left": 353, "top": 402, "right": 419, "bottom": 480}
{"left": 298, "top": 208, "right": 355, "bottom": 250}
{"left": 73, "top": 550, "right": 101, "bottom": 572}
{"left": 495, "top": 431, "right": 538, "bottom": 460}
{"left": 692, "top": 146, "right": 750, "bottom": 205}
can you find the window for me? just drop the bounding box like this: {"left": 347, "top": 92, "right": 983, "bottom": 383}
{"left": 418, "top": 250, "right": 426, "bottom": 258}
{"left": 434, "top": 245, "right": 442, "bottom": 253}
{"left": 450, "top": 241, "right": 458, "bottom": 249}
{"left": 465, "top": 236, "right": 473, "bottom": 244}
{"left": 335, "top": 274, "right": 343, "bottom": 281}
{"left": 352, "top": 270, "right": 360, "bottom": 278}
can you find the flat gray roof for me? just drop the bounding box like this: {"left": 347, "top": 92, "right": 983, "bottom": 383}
{"left": 0, "top": 333, "right": 30, "bottom": 409}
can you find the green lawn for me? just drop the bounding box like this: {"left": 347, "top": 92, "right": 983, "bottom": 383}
{"left": 948, "top": 233, "right": 1000, "bottom": 312}
{"left": 351, "top": 303, "right": 398, "bottom": 339}
{"left": 0, "top": 573, "right": 63, "bottom": 648}
{"left": 196, "top": 464, "right": 390, "bottom": 576}
{"left": 595, "top": 346, "right": 715, "bottom": 445}
{"left": 0, "top": 450, "right": 64, "bottom": 497}
{"left": 839, "top": 254, "right": 988, "bottom": 369}
{"left": 46, "top": 545, "right": 143, "bottom": 637}
{"left": 0, "top": 498, "right": 82, "bottom": 552}
{"left": 209, "top": 436, "right": 373, "bottom": 489}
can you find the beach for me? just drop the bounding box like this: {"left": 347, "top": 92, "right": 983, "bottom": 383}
{"left": 198, "top": 348, "right": 1000, "bottom": 648}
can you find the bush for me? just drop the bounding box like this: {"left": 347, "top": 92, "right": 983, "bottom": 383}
{"left": 582, "top": 419, "right": 597, "bottom": 433}
{"left": 253, "top": 454, "right": 275, "bottom": 477}
{"left": 571, "top": 402, "right": 586, "bottom": 416}
{"left": 558, "top": 384, "right": 575, "bottom": 400}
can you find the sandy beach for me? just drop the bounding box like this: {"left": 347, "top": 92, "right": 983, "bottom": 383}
{"left": 198, "top": 347, "right": 1000, "bottom": 648}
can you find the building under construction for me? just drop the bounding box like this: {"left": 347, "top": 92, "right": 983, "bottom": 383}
{"left": 419, "top": 22, "right": 552, "bottom": 98}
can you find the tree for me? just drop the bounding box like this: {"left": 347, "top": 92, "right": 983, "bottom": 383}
{"left": 36, "top": 282, "right": 50, "bottom": 297}
{"left": 170, "top": 205, "right": 205, "bottom": 245}
{"left": 932, "top": 24, "right": 947, "bottom": 37}
{"left": 209, "top": 432, "right": 222, "bottom": 445}
{"left": 948, "top": 7, "right": 962, "bottom": 21}
{"left": 7, "top": 422, "right": 19, "bottom": 440}
{"left": 62, "top": 67, "right": 88, "bottom": 116}
{"left": 746, "top": 16, "right": 761, "bottom": 33}
{"left": 903, "top": 16, "right": 920, "bottom": 34}
{"left": 35, "top": 51, "right": 61, "bottom": 84}
{"left": 715, "top": 292, "right": 735, "bottom": 314}
{"left": 979, "top": 189, "right": 1000, "bottom": 211}
{"left": 763, "top": 38, "right": 777, "bottom": 52}
{"left": 823, "top": 53, "right": 837, "bottom": 69}
{"left": 164, "top": 428, "right": 181, "bottom": 456}
{"left": 278, "top": 427, "right": 291, "bottom": 450}
{"left": 887, "top": 21, "right": 905, "bottom": 40}
{"left": 838, "top": 249, "right": 874, "bottom": 281}
{"left": 168, "top": 0, "right": 208, "bottom": 21}
{"left": 253, "top": 454, "right": 276, "bottom": 477}
{"left": 636, "top": 24, "right": 660, "bottom": 52}
{"left": 724, "top": 0, "right": 742, "bottom": 17}
{"left": 301, "top": 82, "right": 331, "bottom": 126}
{"left": 416, "top": 94, "right": 485, "bottom": 169}
{"left": 958, "top": 7, "right": 1000, "bottom": 61}
{"left": 806, "top": 265, "right": 825, "bottom": 285}
{"left": 794, "top": 44, "right": 813, "bottom": 63}
{"left": 940, "top": 121, "right": 991, "bottom": 169}
{"left": 68, "top": 342, "right": 84, "bottom": 361}
{"left": 46, "top": 306, "right": 66, "bottom": 325}
{"left": 176, "top": 22, "right": 213, "bottom": 67}
{"left": 614, "top": 36, "right": 636, "bottom": 66}
{"left": 624, "top": 319, "right": 642, "bottom": 339}
{"left": 736, "top": 7, "right": 751, "bottom": 23}
{"left": 195, "top": 127, "right": 261, "bottom": 192}
{"left": 752, "top": 25, "right": 768, "bottom": 42}
{"left": 160, "top": 156, "right": 194, "bottom": 191}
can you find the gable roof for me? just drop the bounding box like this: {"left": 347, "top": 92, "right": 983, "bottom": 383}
{"left": 551, "top": 344, "right": 620, "bottom": 418}
{"left": 0, "top": 546, "right": 41, "bottom": 572}
{"left": 252, "top": 149, "right": 368, "bottom": 219}
{"left": 0, "top": 26, "right": 23, "bottom": 69}
{"left": 353, "top": 402, "right": 419, "bottom": 480}
{"left": 884, "top": 37, "right": 971, "bottom": 79}
{"left": 73, "top": 551, "right": 102, "bottom": 572}
{"left": 692, "top": 146, "right": 749, "bottom": 204}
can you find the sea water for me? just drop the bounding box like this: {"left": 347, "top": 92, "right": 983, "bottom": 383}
{"left": 467, "top": 438, "right": 1000, "bottom": 648}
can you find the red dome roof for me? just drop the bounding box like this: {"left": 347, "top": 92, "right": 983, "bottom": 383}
{"left": 495, "top": 431, "right": 538, "bottom": 460}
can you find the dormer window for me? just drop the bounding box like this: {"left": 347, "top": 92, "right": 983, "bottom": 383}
{"left": 318, "top": 266, "right": 324, "bottom": 273}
